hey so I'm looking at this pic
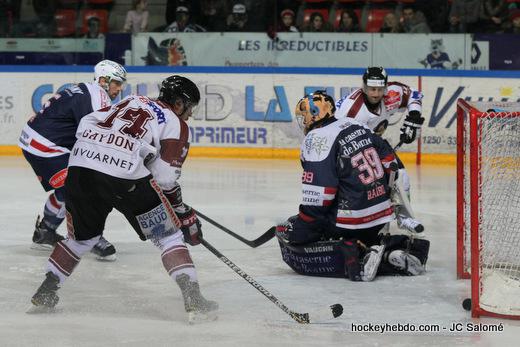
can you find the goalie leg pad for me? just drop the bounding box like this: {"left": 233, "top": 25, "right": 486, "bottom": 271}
{"left": 277, "top": 238, "right": 346, "bottom": 278}
{"left": 379, "top": 236, "right": 430, "bottom": 276}
{"left": 361, "top": 244, "right": 386, "bottom": 282}
{"left": 387, "top": 250, "right": 424, "bottom": 275}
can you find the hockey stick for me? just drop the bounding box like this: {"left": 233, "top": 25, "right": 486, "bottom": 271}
{"left": 199, "top": 237, "right": 343, "bottom": 324}
{"left": 393, "top": 140, "right": 404, "bottom": 151}
{"left": 193, "top": 209, "right": 275, "bottom": 248}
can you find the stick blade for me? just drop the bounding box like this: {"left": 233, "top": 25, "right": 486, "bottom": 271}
{"left": 292, "top": 303, "right": 343, "bottom": 324}
{"left": 250, "top": 227, "right": 276, "bottom": 247}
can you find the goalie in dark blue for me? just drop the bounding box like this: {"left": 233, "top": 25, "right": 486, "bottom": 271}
{"left": 276, "top": 91, "right": 429, "bottom": 281}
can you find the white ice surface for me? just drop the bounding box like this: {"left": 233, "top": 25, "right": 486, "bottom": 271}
{"left": 1, "top": 157, "right": 519, "bottom": 347}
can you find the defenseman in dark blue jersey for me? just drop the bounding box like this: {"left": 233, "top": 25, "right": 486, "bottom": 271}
{"left": 18, "top": 60, "right": 127, "bottom": 260}
{"left": 276, "top": 91, "right": 429, "bottom": 281}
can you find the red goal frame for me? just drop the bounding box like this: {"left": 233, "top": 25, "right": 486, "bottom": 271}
{"left": 456, "top": 98, "right": 520, "bottom": 319}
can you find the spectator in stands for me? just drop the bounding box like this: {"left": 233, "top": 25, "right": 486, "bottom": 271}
{"left": 166, "top": 1, "right": 202, "bottom": 27}
{"left": 226, "top": 3, "right": 254, "bottom": 32}
{"left": 200, "top": 0, "right": 229, "bottom": 32}
{"left": 401, "top": 5, "right": 431, "bottom": 33}
{"left": 164, "top": 5, "right": 206, "bottom": 32}
{"left": 416, "top": 0, "right": 450, "bottom": 33}
{"left": 380, "top": 12, "right": 403, "bottom": 33}
{"left": 479, "top": 0, "right": 509, "bottom": 33}
{"left": 123, "top": 0, "right": 149, "bottom": 33}
{"left": 336, "top": 9, "right": 360, "bottom": 33}
{"left": 84, "top": 17, "right": 105, "bottom": 39}
{"left": 449, "top": 0, "right": 482, "bottom": 33}
{"left": 304, "top": 12, "right": 333, "bottom": 32}
{"left": 0, "top": 0, "right": 21, "bottom": 37}
{"left": 32, "top": 0, "right": 58, "bottom": 37}
{"left": 243, "top": 0, "right": 276, "bottom": 32}
{"left": 504, "top": 9, "right": 520, "bottom": 33}
{"left": 277, "top": 8, "right": 299, "bottom": 32}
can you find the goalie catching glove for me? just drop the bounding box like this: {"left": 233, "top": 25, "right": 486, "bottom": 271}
{"left": 177, "top": 206, "right": 202, "bottom": 246}
{"left": 399, "top": 111, "right": 424, "bottom": 144}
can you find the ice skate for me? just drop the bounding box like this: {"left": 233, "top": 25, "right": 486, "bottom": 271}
{"left": 176, "top": 274, "right": 218, "bottom": 324}
{"left": 361, "top": 245, "right": 385, "bottom": 282}
{"left": 388, "top": 250, "right": 425, "bottom": 275}
{"left": 31, "top": 216, "right": 64, "bottom": 251}
{"left": 91, "top": 236, "right": 117, "bottom": 261}
{"left": 397, "top": 214, "right": 424, "bottom": 233}
{"left": 28, "top": 272, "right": 60, "bottom": 313}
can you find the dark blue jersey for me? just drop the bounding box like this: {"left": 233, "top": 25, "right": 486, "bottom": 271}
{"left": 19, "top": 82, "right": 111, "bottom": 157}
{"left": 299, "top": 117, "right": 396, "bottom": 230}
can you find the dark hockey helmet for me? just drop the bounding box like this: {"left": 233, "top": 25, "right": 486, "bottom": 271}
{"left": 362, "top": 67, "right": 388, "bottom": 88}
{"left": 295, "top": 90, "right": 336, "bottom": 134}
{"left": 158, "top": 75, "right": 200, "bottom": 110}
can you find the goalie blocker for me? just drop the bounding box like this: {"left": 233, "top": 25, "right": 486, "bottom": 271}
{"left": 276, "top": 218, "right": 430, "bottom": 280}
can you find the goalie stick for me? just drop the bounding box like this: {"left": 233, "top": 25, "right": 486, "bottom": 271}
{"left": 194, "top": 209, "right": 275, "bottom": 248}
{"left": 199, "top": 237, "right": 343, "bottom": 324}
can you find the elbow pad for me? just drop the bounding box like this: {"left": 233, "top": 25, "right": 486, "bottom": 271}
{"left": 147, "top": 158, "right": 181, "bottom": 191}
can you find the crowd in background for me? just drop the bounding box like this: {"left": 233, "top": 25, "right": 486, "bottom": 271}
{"left": 1, "top": 0, "right": 520, "bottom": 38}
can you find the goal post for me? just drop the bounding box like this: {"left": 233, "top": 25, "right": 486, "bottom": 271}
{"left": 456, "top": 99, "right": 520, "bottom": 319}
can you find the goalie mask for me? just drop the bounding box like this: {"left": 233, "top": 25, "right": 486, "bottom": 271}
{"left": 295, "top": 91, "right": 336, "bottom": 135}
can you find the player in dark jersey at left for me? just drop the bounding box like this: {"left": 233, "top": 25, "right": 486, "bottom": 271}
{"left": 18, "top": 60, "right": 127, "bottom": 261}
{"left": 276, "top": 91, "right": 430, "bottom": 281}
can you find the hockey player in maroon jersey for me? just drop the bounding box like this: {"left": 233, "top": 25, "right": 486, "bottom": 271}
{"left": 29, "top": 75, "right": 218, "bottom": 323}
{"left": 18, "top": 60, "right": 127, "bottom": 260}
{"left": 276, "top": 91, "right": 429, "bottom": 281}
{"left": 335, "top": 67, "right": 425, "bottom": 233}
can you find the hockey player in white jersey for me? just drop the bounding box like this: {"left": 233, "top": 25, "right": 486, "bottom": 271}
{"left": 335, "top": 67, "right": 424, "bottom": 233}
{"left": 29, "top": 75, "right": 218, "bottom": 323}
{"left": 18, "top": 60, "right": 127, "bottom": 260}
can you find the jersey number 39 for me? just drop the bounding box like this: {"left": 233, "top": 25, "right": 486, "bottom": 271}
{"left": 351, "top": 147, "right": 384, "bottom": 185}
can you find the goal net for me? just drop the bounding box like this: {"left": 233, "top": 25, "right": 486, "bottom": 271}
{"left": 456, "top": 99, "right": 520, "bottom": 319}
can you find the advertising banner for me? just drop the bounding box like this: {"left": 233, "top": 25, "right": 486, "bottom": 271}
{"left": 373, "top": 34, "right": 468, "bottom": 69}
{"left": 133, "top": 32, "right": 372, "bottom": 67}
{"left": 132, "top": 32, "right": 483, "bottom": 70}
{"left": 0, "top": 38, "right": 105, "bottom": 65}
{"left": 2, "top": 69, "right": 519, "bottom": 155}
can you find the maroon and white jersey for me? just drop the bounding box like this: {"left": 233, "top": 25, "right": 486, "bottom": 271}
{"left": 334, "top": 82, "right": 422, "bottom": 131}
{"left": 69, "top": 95, "right": 189, "bottom": 183}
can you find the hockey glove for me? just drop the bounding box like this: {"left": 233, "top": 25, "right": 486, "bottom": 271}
{"left": 177, "top": 207, "right": 202, "bottom": 246}
{"left": 399, "top": 111, "right": 424, "bottom": 144}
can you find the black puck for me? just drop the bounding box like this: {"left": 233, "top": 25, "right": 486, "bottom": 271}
{"left": 462, "top": 298, "right": 471, "bottom": 311}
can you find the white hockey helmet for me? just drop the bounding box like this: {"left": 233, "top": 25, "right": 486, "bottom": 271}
{"left": 94, "top": 60, "right": 127, "bottom": 87}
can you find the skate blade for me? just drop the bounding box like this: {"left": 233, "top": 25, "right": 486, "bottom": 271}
{"left": 26, "top": 305, "right": 61, "bottom": 314}
{"left": 30, "top": 243, "right": 54, "bottom": 251}
{"left": 188, "top": 311, "right": 218, "bottom": 325}
{"left": 95, "top": 254, "right": 117, "bottom": 262}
